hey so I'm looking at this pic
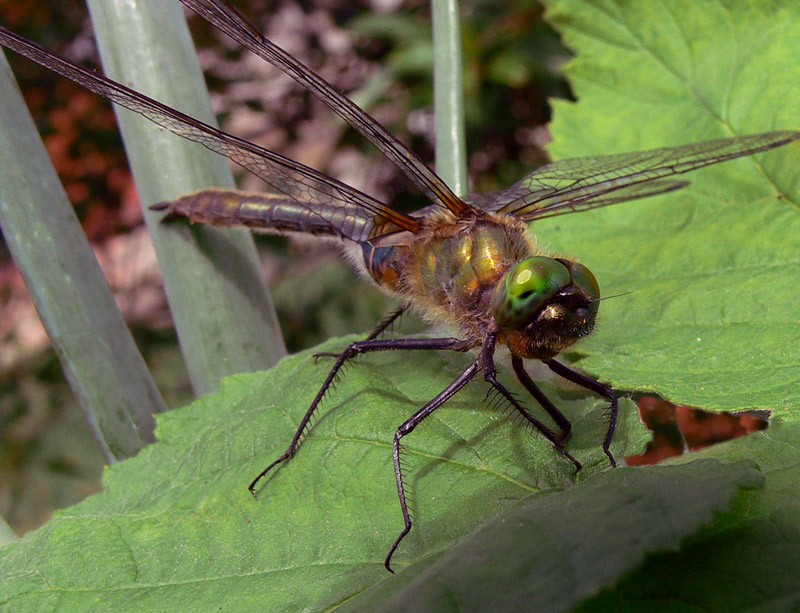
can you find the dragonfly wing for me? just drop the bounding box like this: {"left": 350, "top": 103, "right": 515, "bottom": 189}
{"left": 491, "top": 131, "right": 799, "bottom": 220}
{"left": 0, "top": 26, "right": 419, "bottom": 240}
{"left": 512, "top": 180, "right": 690, "bottom": 220}
{"left": 180, "top": 0, "right": 472, "bottom": 217}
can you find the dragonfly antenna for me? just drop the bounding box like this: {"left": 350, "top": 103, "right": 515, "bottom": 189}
{"left": 590, "top": 290, "right": 634, "bottom": 303}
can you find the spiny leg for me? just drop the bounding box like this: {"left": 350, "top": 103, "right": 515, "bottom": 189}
{"left": 481, "top": 335, "right": 581, "bottom": 472}
{"left": 511, "top": 354, "right": 572, "bottom": 442}
{"left": 366, "top": 303, "right": 410, "bottom": 341}
{"left": 249, "top": 336, "right": 471, "bottom": 494}
{"left": 385, "top": 360, "right": 481, "bottom": 573}
{"left": 547, "top": 359, "right": 618, "bottom": 468}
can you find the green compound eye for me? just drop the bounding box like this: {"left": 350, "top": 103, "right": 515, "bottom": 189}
{"left": 566, "top": 260, "right": 600, "bottom": 303}
{"left": 491, "top": 257, "right": 571, "bottom": 329}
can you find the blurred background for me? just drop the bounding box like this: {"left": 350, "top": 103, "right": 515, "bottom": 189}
{"left": 0, "top": 0, "right": 572, "bottom": 535}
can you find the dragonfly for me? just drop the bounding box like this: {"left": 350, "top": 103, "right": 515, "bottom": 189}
{"left": 1, "top": 0, "right": 797, "bottom": 572}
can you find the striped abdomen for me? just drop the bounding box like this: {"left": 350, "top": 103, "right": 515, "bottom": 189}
{"left": 151, "top": 188, "right": 375, "bottom": 241}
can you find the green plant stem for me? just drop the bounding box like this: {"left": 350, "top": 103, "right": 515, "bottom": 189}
{"left": 432, "top": 0, "right": 468, "bottom": 195}
{"left": 0, "top": 53, "right": 164, "bottom": 462}
{"left": 86, "top": 0, "right": 287, "bottom": 396}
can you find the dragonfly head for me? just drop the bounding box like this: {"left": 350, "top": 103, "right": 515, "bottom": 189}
{"left": 490, "top": 256, "right": 600, "bottom": 359}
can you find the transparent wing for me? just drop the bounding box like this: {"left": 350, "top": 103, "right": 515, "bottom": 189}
{"left": 487, "top": 132, "right": 799, "bottom": 220}
{"left": 0, "top": 26, "right": 419, "bottom": 241}
{"left": 465, "top": 180, "right": 690, "bottom": 220}
{"left": 180, "top": 0, "right": 472, "bottom": 217}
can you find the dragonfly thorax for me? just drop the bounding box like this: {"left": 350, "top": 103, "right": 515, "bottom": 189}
{"left": 362, "top": 213, "right": 527, "bottom": 330}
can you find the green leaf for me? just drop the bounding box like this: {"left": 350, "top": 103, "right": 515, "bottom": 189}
{"left": 343, "top": 459, "right": 763, "bottom": 612}
{"left": 532, "top": 4, "right": 800, "bottom": 608}
{"left": 0, "top": 517, "right": 17, "bottom": 548}
{"left": 575, "top": 415, "right": 800, "bottom": 611}
{"left": 0, "top": 339, "right": 648, "bottom": 609}
{"left": 538, "top": 0, "right": 800, "bottom": 411}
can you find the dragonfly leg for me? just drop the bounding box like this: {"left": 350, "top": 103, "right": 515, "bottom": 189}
{"left": 249, "top": 335, "right": 472, "bottom": 495}
{"left": 481, "top": 336, "right": 581, "bottom": 472}
{"left": 510, "top": 354, "right": 572, "bottom": 443}
{"left": 385, "top": 360, "right": 481, "bottom": 573}
{"left": 547, "top": 359, "right": 618, "bottom": 468}
{"left": 313, "top": 303, "right": 410, "bottom": 361}
{"left": 366, "top": 302, "right": 410, "bottom": 341}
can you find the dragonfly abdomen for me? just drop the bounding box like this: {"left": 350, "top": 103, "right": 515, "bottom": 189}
{"left": 152, "top": 188, "right": 370, "bottom": 239}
